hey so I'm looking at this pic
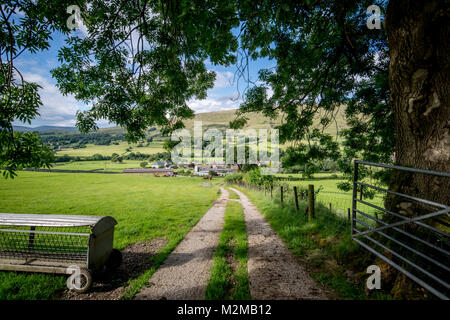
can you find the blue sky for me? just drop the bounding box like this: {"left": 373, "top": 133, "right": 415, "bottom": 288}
{"left": 13, "top": 28, "right": 273, "bottom": 128}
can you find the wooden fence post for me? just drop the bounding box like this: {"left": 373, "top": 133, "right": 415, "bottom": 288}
{"left": 347, "top": 208, "right": 351, "bottom": 222}
{"left": 308, "top": 184, "right": 315, "bottom": 221}
{"left": 270, "top": 186, "right": 273, "bottom": 199}
{"left": 293, "top": 186, "right": 299, "bottom": 212}
{"left": 280, "top": 186, "right": 283, "bottom": 205}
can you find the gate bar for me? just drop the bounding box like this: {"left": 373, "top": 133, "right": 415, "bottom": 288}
{"left": 355, "top": 209, "right": 450, "bottom": 271}
{"left": 355, "top": 161, "right": 450, "bottom": 178}
{"left": 356, "top": 181, "right": 449, "bottom": 210}
{"left": 353, "top": 207, "right": 450, "bottom": 238}
{"left": 356, "top": 199, "right": 450, "bottom": 238}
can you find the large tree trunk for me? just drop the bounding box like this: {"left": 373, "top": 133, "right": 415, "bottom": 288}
{"left": 386, "top": 0, "right": 449, "bottom": 206}
{"left": 382, "top": 0, "right": 449, "bottom": 298}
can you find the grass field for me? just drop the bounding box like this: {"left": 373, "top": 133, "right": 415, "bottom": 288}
{"left": 275, "top": 173, "right": 385, "bottom": 217}
{"left": 0, "top": 172, "right": 222, "bottom": 300}
{"left": 205, "top": 199, "right": 250, "bottom": 300}
{"left": 55, "top": 141, "right": 165, "bottom": 157}
{"left": 227, "top": 188, "right": 240, "bottom": 199}
{"left": 53, "top": 160, "right": 143, "bottom": 172}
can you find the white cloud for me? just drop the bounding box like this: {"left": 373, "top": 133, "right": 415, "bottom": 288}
{"left": 14, "top": 65, "right": 245, "bottom": 127}
{"left": 16, "top": 71, "right": 87, "bottom": 127}
{"left": 213, "top": 71, "right": 235, "bottom": 89}
{"left": 188, "top": 92, "right": 242, "bottom": 114}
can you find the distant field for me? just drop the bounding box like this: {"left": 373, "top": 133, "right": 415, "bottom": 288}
{"left": 0, "top": 172, "right": 222, "bottom": 299}
{"left": 53, "top": 160, "right": 143, "bottom": 172}
{"left": 55, "top": 141, "right": 165, "bottom": 157}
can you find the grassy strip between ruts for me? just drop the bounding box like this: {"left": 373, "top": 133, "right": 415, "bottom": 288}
{"left": 233, "top": 185, "right": 393, "bottom": 300}
{"left": 205, "top": 199, "right": 251, "bottom": 300}
{"left": 227, "top": 188, "right": 240, "bottom": 200}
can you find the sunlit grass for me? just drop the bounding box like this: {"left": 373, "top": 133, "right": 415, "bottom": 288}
{"left": 0, "top": 172, "right": 222, "bottom": 299}
{"left": 205, "top": 200, "right": 250, "bottom": 300}
{"left": 55, "top": 141, "right": 165, "bottom": 157}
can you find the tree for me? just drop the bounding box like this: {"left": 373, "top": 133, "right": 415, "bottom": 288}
{"left": 232, "top": 0, "right": 448, "bottom": 297}
{"left": 51, "top": 0, "right": 239, "bottom": 142}
{"left": 232, "top": 0, "right": 448, "bottom": 204}
{"left": 0, "top": 0, "right": 73, "bottom": 177}
{"left": 111, "top": 153, "right": 120, "bottom": 162}
{"left": 384, "top": 0, "right": 449, "bottom": 207}
{"left": 231, "top": 0, "right": 391, "bottom": 177}
{"left": 140, "top": 161, "right": 148, "bottom": 168}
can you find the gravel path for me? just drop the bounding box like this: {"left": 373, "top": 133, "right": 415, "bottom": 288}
{"left": 134, "top": 187, "right": 229, "bottom": 300}
{"left": 230, "top": 187, "right": 328, "bottom": 300}
{"left": 135, "top": 186, "right": 327, "bottom": 300}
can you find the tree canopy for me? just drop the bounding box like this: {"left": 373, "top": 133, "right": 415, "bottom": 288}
{"left": 0, "top": 0, "right": 73, "bottom": 177}
{"left": 2, "top": 0, "right": 446, "bottom": 188}
{"left": 231, "top": 0, "right": 392, "bottom": 186}
{"left": 52, "top": 0, "right": 240, "bottom": 141}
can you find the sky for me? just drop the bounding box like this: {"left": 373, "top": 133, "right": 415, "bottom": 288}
{"left": 13, "top": 27, "right": 273, "bottom": 128}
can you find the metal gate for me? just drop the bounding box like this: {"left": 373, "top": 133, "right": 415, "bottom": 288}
{"left": 351, "top": 160, "right": 450, "bottom": 300}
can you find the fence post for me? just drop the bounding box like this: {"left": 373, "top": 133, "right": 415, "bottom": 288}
{"left": 347, "top": 208, "right": 351, "bottom": 222}
{"left": 270, "top": 186, "right": 273, "bottom": 199}
{"left": 329, "top": 203, "right": 332, "bottom": 211}
{"left": 308, "top": 184, "right": 315, "bottom": 221}
{"left": 294, "top": 186, "right": 299, "bottom": 212}
{"left": 352, "top": 161, "right": 359, "bottom": 238}
{"left": 280, "top": 186, "right": 283, "bottom": 205}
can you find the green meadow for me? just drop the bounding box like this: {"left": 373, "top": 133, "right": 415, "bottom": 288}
{"left": 0, "top": 171, "right": 221, "bottom": 300}
{"left": 0, "top": 169, "right": 385, "bottom": 300}
{"left": 275, "top": 173, "right": 385, "bottom": 217}
{"left": 55, "top": 141, "right": 165, "bottom": 157}
{"left": 53, "top": 160, "right": 143, "bottom": 172}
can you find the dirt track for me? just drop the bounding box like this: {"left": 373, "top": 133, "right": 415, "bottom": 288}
{"left": 229, "top": 187, "right": 328, "bottom": 300}
{"left": 134, "top": 187, "right": 229, "bottom": 300}
{"left": 133, "top": 186, "right": 327, "bottom": 300}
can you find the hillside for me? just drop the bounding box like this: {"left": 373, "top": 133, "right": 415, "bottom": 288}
{"left": 23, "top": 108, "right": 348, "bottom": 157}
{"left": 17, "top": 107, "right": 347, "bottom": 136}
{"left": 13, "top": 125, "right": 78, "bottom": 132}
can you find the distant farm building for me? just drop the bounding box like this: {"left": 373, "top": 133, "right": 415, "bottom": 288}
{"left": 193, "top": 164, "right": 237, "bottom": 176}
{"left": 151, "top": 160, "right": 173, "bottom": 168}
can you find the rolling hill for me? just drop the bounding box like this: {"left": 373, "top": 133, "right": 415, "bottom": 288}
{"left": 17, "top": 108, "right": 348, "bottom": 157}
{"left": 15, "top": 107, "right": 347, "bottom": 137}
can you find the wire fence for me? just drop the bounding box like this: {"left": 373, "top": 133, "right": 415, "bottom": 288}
{"left": 233, "top": 181, "right": 385, "bottom": 224}
{"left": 232, "top": 182, "right": 352, "bottom": 235}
